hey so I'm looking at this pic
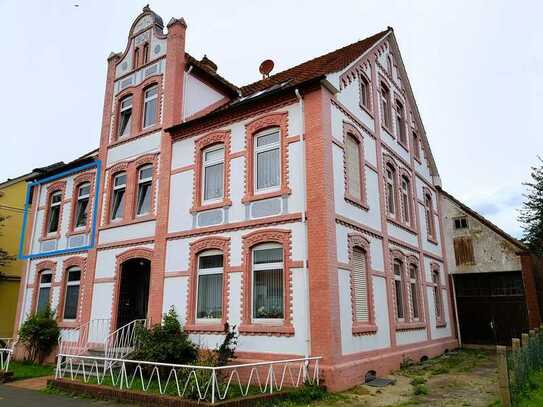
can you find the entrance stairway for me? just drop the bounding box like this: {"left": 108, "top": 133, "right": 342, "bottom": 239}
{"left": 57, "top": 319, "right": 148, "bottom": 376}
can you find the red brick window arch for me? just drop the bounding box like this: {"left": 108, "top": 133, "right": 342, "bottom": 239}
{"left": 31, "top": 260, "right": 56, "bottom": 314}
{"left": 185, "top": 236, "right": 230, "bottom": 333}
{"left": 42, "top": 181, "right": 66, "bottom": 239}
{"left": 348, "top": 234, "right": 377, "bottom": 334}
{"left": 343, "top": 123, "right": 368, "bottom": 209}
{"left": 243, "top": 112, "right": 290, "bottom": 203}
{"left": 68, "top": 172, "right": 95, "bottom": 234}
{"left": 117, "top": 94, "right": 134, "bottom": 139}
{"left": 239, "top": 229, "right": 294, "bottom": 336}
{"left": 192, "top": 131, "right": 232, "bottom": 213}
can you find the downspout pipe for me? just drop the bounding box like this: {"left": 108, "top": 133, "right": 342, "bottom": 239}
{"left": 295, "top": 88, "right": 311, "bottom": 359}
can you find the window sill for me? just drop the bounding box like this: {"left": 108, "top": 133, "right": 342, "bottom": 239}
{"left": 396, "top": 321, "right": 426, "bottom": 331}
{"left": 191, "top": 199, "right": 232, "bottom": 214}
{"left": 352, "top": 323, "right": 378, "bottom": 335}
{"left": 58, "top": 321, "right": 79, "bottom": 329}
{"left": 381, "top": 125, "right": 394, "bottom": 138}
{"left": 100, "top": 215, "right": 156, "bottom": 230}
{"left": 66, "top": 228, "right": 89, "bottom": 237}
{"left": 345, "top": 195, "right": 369, "bottom": 211}
{"left": 239, "top": 323, "right": 294, "bottom": 336}
{"left": 436, "top": 321, "right": 447, "bottom": 328}
{"left": 398, "top": 140, "right": 409, "bottom": 152}
{"left": 413, "top": 155, "right": 421, "bottom": 164}
{"left": 427, "top": 236, "right": 439, "bottom": 245}
{"left": 39, "top": 234, "right": 60, "bottom": 242}
{"left": 184, "top": 323, "right": 225, "bottom": 334}
{"left": 387, "top": 216, "right": 417, "bottom": 235}
{"left": 242, "top": 188, "right": 291, "bottom": 205}
{"left": 359, "top": 103, "right": 373, "bottom": 118}
{"left": 109, "top": 125, "right": 162, "bottom": 148}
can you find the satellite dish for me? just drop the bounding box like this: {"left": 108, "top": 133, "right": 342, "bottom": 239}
{"left": 259, "top": 59, "right": 274, "bottom": 78}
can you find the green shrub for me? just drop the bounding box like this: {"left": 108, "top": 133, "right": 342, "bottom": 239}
{"left": 216, "top": 322, "right": 238, "bottom": 367}
{"left": 18, "top": 306, "right": 60, "bottom": 363}
{"left": 131, "top": 306, "right": 198, "bottom": 367}
{"left": 414, "top": 383, "right": 429, "bottom": 395}
{"left": 410, "top": 376, "right": 427, "bottom": 386}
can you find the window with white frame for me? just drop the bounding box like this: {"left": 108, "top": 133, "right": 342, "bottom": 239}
{"left": 345, "top": 134, "right": 363, "bottom": 201}
{"left": 393, "top": 260, "right": 405, "bottom": 320}
{"left": 143, "top": 86, "right": 158, "bottom": 128}
{"left": 400, "top": 176, "right": 410, "bottom": 224}
{"left": 454, "top": 216, "right": 469, "bottom": 230}
{"left": 202, "top": 145, "right": 225, "bottom": 202}
{"left": 37, "top": 270, "right": 52, "bottom": 314}
{"left": 74, "top": 183, "right": 90, "bottom": 229}
{"left": 118, "top": 95, "right": 133, "bottom": 138}
{"left": 63, "top": 267, "right": 81, "bottom": 320}
{"left": 408, "top": 264, "right": 420, "bottom": 320}
{"left": 395, "top": 101, "right": 406, "bottom": 145}
{"left": 432, "top": 270, "right": 443, "bottom": 320}
{"left": 254, "top": 128, "right": 280, "bottom": 192}
{"left": 386, "top": 165, "right": 396, "bottom": 215}
{"left": 196, "top": 250, "right": 223, "bottom": 320}
{"left": 136, "top": 165, "right": 152, "bottom": 216}
{"left": 381, "top": 83, "right": 391, "bottom": 128}
{"left": 110, "top": 172, "right": 127, "bottom": 221}
{"left": 352, "top": 247, "right": 369, "bottom": 322}
{"left": 252, "top": 243, "right": 284, "bottom": 320}
{"left": 47, "top": 191, "right": 62, "bottom": 234}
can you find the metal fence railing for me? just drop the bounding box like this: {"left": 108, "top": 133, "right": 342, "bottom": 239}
{"left": 497, "top": 326, "right": 543, "bottom": 407}
{"left": 0, "top": 348, "right": 12, "bottom": 372}
{"left": 55, "top": 353, "right": 321, "bottom": 404}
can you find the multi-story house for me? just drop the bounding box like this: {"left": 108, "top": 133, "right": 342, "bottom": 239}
{"left": 14, "top": 6, "right": 457, "bottom": 390}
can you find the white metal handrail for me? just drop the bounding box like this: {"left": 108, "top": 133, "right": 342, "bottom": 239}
{"left": 55, "top": 353, "right": 321, "bottom": 404}
{"left": 104, "top": 319, "right": 147, "bottom": 361}
{"left": 59, "top": 319, "right": 111, "bottom": 356}
{"left": 0, "top": 348, "right": 12, "bottom": 372}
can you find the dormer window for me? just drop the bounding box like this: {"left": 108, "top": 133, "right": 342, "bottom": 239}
{"left": 143, "top": 86, "right": 158, "bottom": 129}
{"left": 47, "top": 191, "right": 62, "bottom": 234}
{"left": 118, "top": 96, "right": 133, "bottom": 138}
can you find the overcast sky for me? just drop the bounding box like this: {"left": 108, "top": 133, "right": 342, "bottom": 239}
{"left": 1, "top": 0, "right": 541, "bottom": 238}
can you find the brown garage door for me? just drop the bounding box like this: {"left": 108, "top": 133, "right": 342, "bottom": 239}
{"left": 454, "top": 271, "right": 528, "bottom": 345}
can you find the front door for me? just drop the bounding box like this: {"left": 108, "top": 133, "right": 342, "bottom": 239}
{"left": 116, "top": 258, "right": 150, "bottom": 329}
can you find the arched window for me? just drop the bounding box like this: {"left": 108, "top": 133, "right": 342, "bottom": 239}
{"left": 425, "top": 192, "right": 436, "bottom": 239}
{"left": 142, "top": 43, "right": 149, "bottom": 65}
{"left": 360, "top": 75, "right": 371, "bottom": 110}
{"left": 386, "top": 164, "right": 396, "bottom": 216}
{"left": 432, "top": 269, "right": 443, "bottom": 321}
{"left": 254, "top": 128, "right": 280, "bottom": 192}
{"left": 412, "top": 131, "right": 420, "bottom": 160}
{"left": 386, "top": 55, "right": 393, "bottom": 76}
{"left": 63, "top": 267, "right": 81, "bottom": 320}
{"left": 196, "top": 250, "right": 224, "bottom": 320}
{"left": 345, "top": 133, "right": 363, "bottom": 201}
{"left": 110, "top": 172, "right": 127, "bottom": 221}
{"left": 408, "top": 264, "right": 420, "bottom": 320}
{"left": 143, "top": 85, "right": 158, "bottom": 128}
{"left": 37, "top": 270, "right": 52, "bottom": 313}
{"left": 395, "top": 100, "right": 406, "bottom": 144}
{"left": 133, "top": 47, "right": 140, "bottom": 69}
{"left": 393, "top": 260, "right": 405, "bottom": 321}
{"left": 118, "top": 95, "right": 133, "bottom": 138}
{"left": 135, "top": 165, "right": 152, "bottom": 216}
{"left": 202, "top": 144, "right": 225, "bottom": 202}
{"left": 73, "top": 182, "right": 90, "bottom": 229}
{"left": 380, "top": 83, "right": 391, "bottom": 128}
{"left": 352, "top": 246, "right": 369, "bottom": 322}
{"left": 252, "top": 243, "right": 284, "bottom": 320}
{"left": 47, "top": 191, "right": 62, "bottom": 234}
{"left": 400, "top": 176, "right": 411, "bottom": 225}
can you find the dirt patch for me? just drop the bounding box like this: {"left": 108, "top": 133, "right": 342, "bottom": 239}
{"left": 314, "top": 349, "right": 499, "bottom": 406}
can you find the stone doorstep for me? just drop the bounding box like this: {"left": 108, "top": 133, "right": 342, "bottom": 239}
{"left": 5, "top": 375, "right": 54, "bottom": 390}
{"left": 49, "top": 378, "right": 291, "bottom": 406}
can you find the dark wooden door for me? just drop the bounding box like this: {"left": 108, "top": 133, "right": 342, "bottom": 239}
{"left": 116, "top": 258, "right": 150, "bottom": 329}
{"left": 454, "top": 271, "right": 528, "bottom": 345}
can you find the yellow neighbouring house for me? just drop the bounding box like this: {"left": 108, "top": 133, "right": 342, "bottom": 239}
{"left": 0, "top": 173, "right": 32, "bottom": 340}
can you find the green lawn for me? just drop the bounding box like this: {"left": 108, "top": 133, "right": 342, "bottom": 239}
{"left": 517, "top": 371, "right": 543, "bottom": 407}
{"left": 8, "top": 361, "right": 55, "bottom": 380}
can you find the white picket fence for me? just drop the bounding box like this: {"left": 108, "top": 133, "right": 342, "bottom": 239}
{"left": 55, "top": 353, "right": 321, "bottom": 404}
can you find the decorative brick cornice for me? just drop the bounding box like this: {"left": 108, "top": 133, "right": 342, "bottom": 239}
{"left": 239, "top": 229, "right": 294, "bottom": 336}
{"left": 191, "top": 130, "right": 232, "bottom": 213}
{"left": 185, "top": 236, "right": 230, "bottom": 333}
{"left": 242, "top": 111, "right": 291, "bottom": 204}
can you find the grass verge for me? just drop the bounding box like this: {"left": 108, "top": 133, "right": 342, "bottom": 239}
{"left": 8, "top": 361, "right": 55, "bottom": 380}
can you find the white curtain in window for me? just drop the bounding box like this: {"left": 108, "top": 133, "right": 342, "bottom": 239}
{"left": 352, "top": 247, "right": 369, "bottom": 322}
{"left": 197, "top": 253, "right": 223, "bottom": 319}
{"left": 253, "top": 246, "right": 284, "bottom": 319}
{"left": 204, "top": 163, "right": 224, "bottom": 201}
{"left": 256, "top": 149, "right": 279, "bottom": 190}
{"left": 346, "top": 135, "right": 362, "bottom": 200}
